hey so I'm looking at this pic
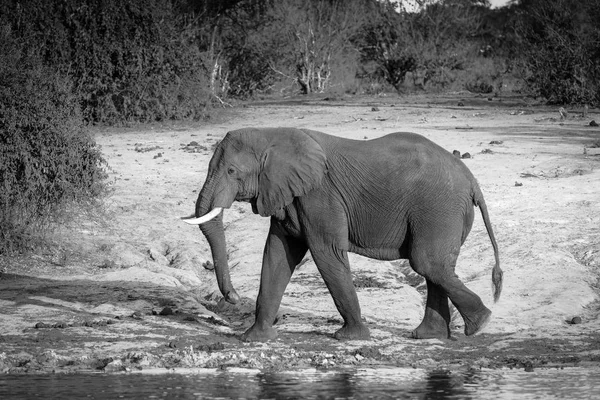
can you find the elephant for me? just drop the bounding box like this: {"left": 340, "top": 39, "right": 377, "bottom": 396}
{"left": 182, "top": 127, "right": 502, "bottom": 342}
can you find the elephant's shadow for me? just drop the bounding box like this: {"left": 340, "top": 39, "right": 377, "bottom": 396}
{"left": 204, "top": 299, "right": 420, "bottom": 342}
{"left": 202, "top": 298, "right": 358, "bottom": 340}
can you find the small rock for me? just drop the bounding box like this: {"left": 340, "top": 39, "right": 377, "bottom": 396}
{"left": 93, "top": 357, "right": 113, "bottom": 370}
{"left": 461, "top": 152, "right": 471, "bottom": 159}
{"left": 104, "top": 359, "right": 125, "bottom": 373}
{"left": 571, "top": 316, "right": 582, "bottom": 324}
{"left": 196, "top": 342, "right": 225, "bottom": 352}
{"left": 489, "top": 140, "right": 503, "bottom": 145}
{"left": 35, "top": 322, "right": 50, "bottom": 329}
{"left": 515, "top": 181, "right": 523, "bottom": 187}
{"left": 590, "top": 120, "right": 598, "bottom": 127}
{"left": 98, "top": 259, "right": 116, "bottom": 269}
{"left": 559, "top": 107, "right": 568, "bottom": 120}
{"left": 458, "top": 101, "right": 464, "bottom": 106}
{"left": 371, "top": 107, "right": 379, "bottom": 112}
{"left": 189, "top": 141, "right": 199, "bottom": 146}
{"left": 159, "top": 307, "right": 174, "bottom": 316}
{"left": 107, "top": 243, "right": 146, "bottom": 267}
{"left": 53, "top": 322, "right": 68, "bottom": 329}
{"left": 524, "top": 361, "right": 534, "bottom": 372}
{"left": 452, "top": 150, "right": 461, "bottom": 158}
{"left": 127, "top": 352, "right": 153, "bottom": 367}
{"left": 202, "top": 260, "right": 214, "bottom": 270}
{"left": 131, "top": 311, "right": 144, "bottom": 320}
{"left": 36, "top": 350, "right": 59, "bottom": 365}
{"left": 148, "top": 248, "right": 169, "bottom": 266}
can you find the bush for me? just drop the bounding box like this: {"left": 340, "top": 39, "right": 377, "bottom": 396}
{"left": 465, "top": 78, "right": 494, "bottom": 94}
{"left": 0, "top": 31, "right": 108, "bottom": 253}
{"left": 517, "top": 0, "right": 600, "bottom": 105}
{"left": 227, "top": 47, "right": 276, "bottom": 99}
{"left": 355, "top": 0, "right": 489, "bottom": 93}
{"left": 2, "top": 0, "right": 209, "bottom": 124}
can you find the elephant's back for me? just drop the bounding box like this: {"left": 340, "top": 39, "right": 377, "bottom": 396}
{"left": 378, "top": 132, "right": 476, "bottom": 178}
{"left": 370, "top": 132, "right": 451, "bottom": 158}
{"left": 308, "top": 129, "right": 478, "bottom": 197}
{"left": 364, "top": 132, "right": 478, "bottom": 209}
{"left": 352, "top": 132, "right": 467, "bottom": 174}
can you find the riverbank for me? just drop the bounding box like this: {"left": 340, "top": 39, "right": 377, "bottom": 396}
{"left": 1, "top": 93, "right": 599, "bottom": 373}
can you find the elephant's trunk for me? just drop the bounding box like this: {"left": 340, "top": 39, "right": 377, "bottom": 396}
{"left": 195, "top": 178, "right": 240, "bottom": 304}
{"left": 199, "top": 215, "right": 240, "bottom": 304}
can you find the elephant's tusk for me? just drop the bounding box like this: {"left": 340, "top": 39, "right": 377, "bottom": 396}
{"left": 180, "top": 207, "right": 223, "bottom": 225}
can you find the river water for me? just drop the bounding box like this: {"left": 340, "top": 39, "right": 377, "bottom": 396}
{"left": 0, "top": 366, "right": 598, "bottom": 399}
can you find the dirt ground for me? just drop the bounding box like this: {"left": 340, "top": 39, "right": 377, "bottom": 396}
{"left": 1, "top": 93, "right": 599, "bottom": 374}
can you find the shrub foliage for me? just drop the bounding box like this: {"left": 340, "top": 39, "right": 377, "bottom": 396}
{"left": 1, "top": 0, "right": 597, "bottom": 253}
{"left": 0, "top": 28, "right": 108, "bottom": 253}
{"left": 2, "top": 0, "right": 209, "bottom": 124}
{"left": 2, "top": 0, "right": 597, "bottom": 109}
{"left": 516, "top": 0, "right": 600, "bottom": 104}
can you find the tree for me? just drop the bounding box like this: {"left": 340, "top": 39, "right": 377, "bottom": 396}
{"left": 356, "top": 0, "right": 492, "bottom": 91}
{"left": 265, "top": 0, "right": 374, "bottom": 94}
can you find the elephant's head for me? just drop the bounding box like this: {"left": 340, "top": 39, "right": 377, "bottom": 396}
{"left": 182, "top": 128, "right": 327, "bottom": 303}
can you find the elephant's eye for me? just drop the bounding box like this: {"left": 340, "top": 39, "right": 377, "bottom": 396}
{"left": 227, "top": 167, "right": 236, "bottom": 175}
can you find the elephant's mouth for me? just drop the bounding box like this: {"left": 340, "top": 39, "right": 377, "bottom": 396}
{"left": 234, "top": 195, "right": 259, "bottom": 214}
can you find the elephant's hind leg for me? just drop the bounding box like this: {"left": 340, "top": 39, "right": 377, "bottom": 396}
{"left": 411, "top": 279, "right": 451, "bottom": 339}
{"left": 411, "top": 248, "right": 491, "bottom": 338}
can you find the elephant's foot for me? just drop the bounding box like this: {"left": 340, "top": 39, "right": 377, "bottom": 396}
{"left": 334, "top": 323, "right": 371, "bottom": 341}
{"left": 411, "top": 320, "right": 450, "bottom": 340}
{"left": 463, "top": 307, "right": 492, "bottom": 336}
{"left": 241, "top": 324, "right": 278, "bottom": 342}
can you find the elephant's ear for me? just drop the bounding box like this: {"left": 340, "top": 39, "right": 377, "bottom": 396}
{"left": 257, "top": 129, "right": 327, "bottom": 217}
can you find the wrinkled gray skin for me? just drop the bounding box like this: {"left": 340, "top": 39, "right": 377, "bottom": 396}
{"left": 192, "top": 128, "right": 502, "bottom": 342}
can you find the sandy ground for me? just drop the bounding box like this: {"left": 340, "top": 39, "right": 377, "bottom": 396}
{"left": 1, "top": 93, "right": 599, "bottom": 374}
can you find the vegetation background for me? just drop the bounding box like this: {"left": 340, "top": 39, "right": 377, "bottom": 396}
{"left": 1, "top": 0, "right": 599, "bottom": 253}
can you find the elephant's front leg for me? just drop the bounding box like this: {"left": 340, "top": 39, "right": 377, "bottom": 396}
{"left": 311, "top": 249, "right": 371, "bottom": 341}
{"left": 242, "top": 223, "right": 307, "bottom": 342}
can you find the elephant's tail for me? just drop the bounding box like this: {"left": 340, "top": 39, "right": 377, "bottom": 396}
{"left": 474, "top": 188, "right": 503, "bottom": 303}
